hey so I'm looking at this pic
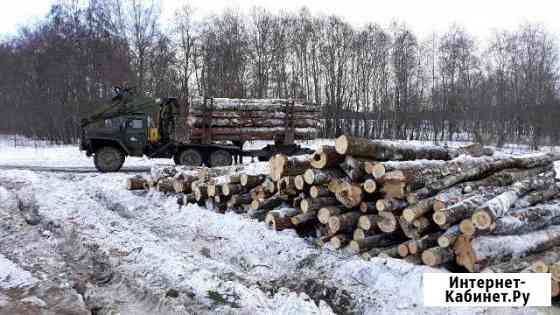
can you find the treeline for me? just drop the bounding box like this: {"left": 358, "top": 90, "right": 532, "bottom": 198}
{"left": 1, "top": 0, "right": 559, "bottom": 147}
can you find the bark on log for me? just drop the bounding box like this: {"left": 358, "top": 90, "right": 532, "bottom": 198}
{"left": 472, "top": 172, "right": 555, "bottom": 230}
{"left": 410, "top": 155, "right": 558, "bottom": 202}
{"left": 157, "top": 178, "right": 175, "bottom": 193}
{"left": 340, "top": 156, "right": 367, "bottom": 182}
{"left": 240, "top": 174, "right": 266, "bottom": 188}
{"left": 480, "top": 248, "right": 560, "bottom": 273}
{"left": 402, "top": 198, "right": 435, "bottom": 223}
{"left": 349, "top": 232, "right": 404, "bottom": 254}
{"left": 458, "top": 165, "right": 552, "bottom": 193}
{"left": 304, "top": 168, "right": 346, "bottom": 186}
{"left": 190, "top": 128, "right": 318, "bottom": 141}
{"left": 432, "top": 194, "right": 494, "bottom": 227}
{"left": 250, "top": 194, "right": 284, "bottom": 211}
{"left": 514, "top": 183, "right": 560, "bottom": 208}
{"left": 489, "top": 203, "right": 560, "bottom": 235}
{"left": 127, "top": 177, "right": 147, "bottom": 190}
{"left": 227, "top": 193, "right": 252, "bottom": 209}
{"left": 270, "top": 155, "right": 311, "bottom": 181}
{"left": 265, "top": 208, "right": 299, "bottom": 231}
{"left": 277, "top": 176, "right": 298, "bottom": 195}
{"left": 376, "top": 198, "right": 407, "bottom": 213}
{"left": 328, "top": 211, "right": 361, "bottom": 234}
{"left": 310, "top": 146, "right": 345, "bottom": 169}
{"left": 222, "top": 183, "right": 244, "bottom": 196}
{"left": 335, "top": 136, "right": 462, "bottom": 161}
{"left": 454, "top": 225, "right": 560, "bottom": 272}
{"left": 437, "top": 225, "right": 461, "bottom": 248}
{"left": 291, "top": 211, "right": 318, "bottom": 226}
{"left": 300, "top": 197, "right": 338, "bottom": 213}
{"left": 353, "top": 228, "right": 377, "bottom": 241}
{"left": 309, "top": 186, "right": 331, "bottom": 198}
{"left": 408, "top": 232, "right": 441, "bottom": 255}
{"left": 358, "top": 215, "right": 381, "bottom": 231}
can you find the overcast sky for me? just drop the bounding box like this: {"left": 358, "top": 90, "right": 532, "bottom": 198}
{"left": 2, "top": 0, "right": 559, "bottom": 41}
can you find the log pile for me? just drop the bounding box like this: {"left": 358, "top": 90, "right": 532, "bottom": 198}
{"left": 129, "top": 135, "right": 560, "bottom": 301}
{"left": 186, "top": 97, "right": 321, "bottom": 141}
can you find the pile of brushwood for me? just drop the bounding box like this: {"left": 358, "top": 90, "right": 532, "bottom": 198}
{"left": 128, "top": 136, "right": 560, "bottom": 299}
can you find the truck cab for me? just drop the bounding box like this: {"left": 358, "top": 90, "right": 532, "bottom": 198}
{"left": 80, "top": 113, "right": 150, "bottom": 172}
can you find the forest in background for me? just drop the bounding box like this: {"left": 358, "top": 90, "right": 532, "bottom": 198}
{"left": 0, "top": 0, "right": 559, "bottom": 148}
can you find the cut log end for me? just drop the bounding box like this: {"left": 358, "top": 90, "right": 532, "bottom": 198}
{"left": 437, "top": 236, "right": 451, "bottom": 248}
{"left": 335, "top": 135, "right": 350, "bottom": 155}
{"left": 551, "top": 263, "right": 560, "bottom": 282}
{"left": 432, "top": 211, "right": 446, "bottom": 226}
{"left": 294, "top": 175, "right": 306, "bottom": 190}
{"left": 472, "top": 209, "right": 493, "bottom": 230}
{"left": 402, "top": 209, "right": 416, "bottom": 223}
{"left": 459, "top": 219, "right": 477, "bottom": 236}
{"left": 532, "top": 261, "right": 549, "bottom": 273}
{"left": 328, "top": 216, "right": 341, "bottom": 234}
{"left": 363, "top": 179, "right": 377, "bottom": 194}
{"left": 398, "top": 243, "right": 409, "bottom": 257}
{"left": 421, "top": 247, "right": 453, "bottom": 267}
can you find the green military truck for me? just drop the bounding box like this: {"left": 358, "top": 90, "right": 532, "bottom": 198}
{"left": 80, "top": 87, "right": 320, "bottom": 172}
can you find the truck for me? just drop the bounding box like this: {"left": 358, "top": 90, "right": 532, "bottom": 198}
{"left": 80, "top": 87, "right": 320, "bottom": 172}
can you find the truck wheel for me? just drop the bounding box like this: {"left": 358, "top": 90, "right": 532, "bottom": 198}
{"left": 209, "top": 150, "right": 233, "bottom": 167}
{"left": 94, "top": 146, "right": 125, "bottom": 172}
{"left": 176, "top": 149, "right": 203, "bottom": 166}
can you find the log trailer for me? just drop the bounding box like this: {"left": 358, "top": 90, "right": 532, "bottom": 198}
{"left": 80, "top": 87, "right": 319, "bottom": 172}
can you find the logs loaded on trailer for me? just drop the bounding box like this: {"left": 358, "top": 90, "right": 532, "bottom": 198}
{"left": 129, "top": 135, "right": 560, "bottom": 302}
{"left": 186, "top": 97, "right": 321, "bottom": 142}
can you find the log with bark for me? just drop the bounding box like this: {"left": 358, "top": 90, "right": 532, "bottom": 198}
{"left": 335, "top": 182, "right": 364, "bottom": 208}
{"left": 328, "top": 211, "right": 361, "bottom": 234}
{"left": 310, "top": 146, "right": 345, "bottom": 169}
{"left": 335, "top": 136, "right": 493, "bottom": 161}
{"left": 265, "top": 208, "right": 299, "bottom": 231}
{"left": 270, "top": 155, "right": 311, "bottom": 181}
{"left": 454, "top": 225, "right": 560, "bottom": 272}
{"left": 472, "top": 172, "right": 556, "bottom": 230}
{"left": 127, "top": 176, "right": 147, "bottom": 190}
{"left": 349, "top": 232, "right": 404, "bottom": 254}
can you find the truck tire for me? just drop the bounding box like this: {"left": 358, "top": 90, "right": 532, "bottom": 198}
{"left": 209, "top": 150, "right": 233, "bottom": 167}
{"left": 94, "top": 146, "right": 125, "bottom": 172}
{"left": 176, "top": 149, "right": 203, "bottom": 166}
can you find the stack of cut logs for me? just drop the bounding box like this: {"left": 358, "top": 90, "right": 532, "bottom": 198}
{"left": 186, "top": 97, "right": 320, "bottom": 141}
{"left": 127, "top": 135, "right": 560, "bottom": 300}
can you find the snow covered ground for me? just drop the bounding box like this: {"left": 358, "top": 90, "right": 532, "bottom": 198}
{"left": 0, "top": 136, "right": 554, "bottom": 314}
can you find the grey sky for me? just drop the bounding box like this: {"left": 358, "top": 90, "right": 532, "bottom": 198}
{"left": 2, "top": 0, "right": 559, "bottom": 41}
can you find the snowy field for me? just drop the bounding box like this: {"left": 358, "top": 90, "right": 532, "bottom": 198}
{"left": 0, "top": 136, "right": 554, "bottom": 314}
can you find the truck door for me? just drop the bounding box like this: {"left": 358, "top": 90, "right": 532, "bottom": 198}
{"left": 123, "top": 117, "right": 147, "bottom": 156}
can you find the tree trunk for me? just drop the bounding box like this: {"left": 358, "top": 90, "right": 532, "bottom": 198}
{"left": 270, "top": 155, "right": 311, "bottom": 181}
{"left": 127, "top": 177, "right": 147, "bottom": 190}
{"left": 300, "top": 197, "right": 338, "bottom": 213}
{"left": 335, "top": 182, "right": 363, "bottom": 208}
